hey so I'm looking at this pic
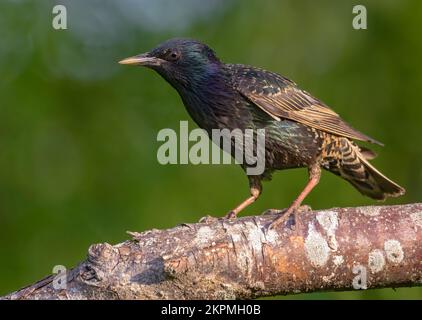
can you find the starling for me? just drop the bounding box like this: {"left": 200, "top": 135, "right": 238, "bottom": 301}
{"left": 119, "top": 38, "right": 405, "bottom": 228}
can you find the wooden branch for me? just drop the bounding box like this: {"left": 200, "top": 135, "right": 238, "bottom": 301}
{"left": 2, "top": 203, "right": 421, "bottom": 300}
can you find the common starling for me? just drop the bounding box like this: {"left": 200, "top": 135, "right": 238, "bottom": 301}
{"left": 119, "top": 38, "right": 405, "bottom": 228}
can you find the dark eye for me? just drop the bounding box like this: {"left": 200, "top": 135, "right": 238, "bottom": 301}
{"left": 166, "top": 50, "right": 180, "bottom": 61}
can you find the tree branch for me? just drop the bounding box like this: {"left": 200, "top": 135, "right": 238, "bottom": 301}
{"left": 2, "top": 203, "right": 421, "bottom": 300}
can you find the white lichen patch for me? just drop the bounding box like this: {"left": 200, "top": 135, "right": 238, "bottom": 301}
{"left": 359, "top": 206, "right": 381, "bottom": 217}
{"left": 316, "top": 211, "right": 339, "bottom": 234}
{"left": 316, "top": 211, "right": 339, "bottom": 251}
{"left": 333, "top": 255, "right": 344, "bottom": 266}
{"left": 195, "top": 226, "right": 216, "bottom": 246}
{"left": 410, "top": 211, "right": 422, "bottom": 228}
{"left": 384, "top": 239, "right": 404, "bottom": 264}
{"left": 304, "top": 223, "right": 330, "bottom": 268}
{"left": 245, "top": 222, "right": 265, "bottom": 252}
{"left": 368, "top": 249, "right": 385, "bottom": 273}
{"left": 265, "top": 228, "right": 279, "bottom": 244}
{"left": 230, "top": 232, "right": 242, "bottom": 243}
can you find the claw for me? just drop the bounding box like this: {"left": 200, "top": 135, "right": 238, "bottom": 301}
{"left": 297, "top": 204, "right": 312, "bottom": 213}
{"left": 198, "top": 215, "right": 219, "bottom": 223}
{"left": 224, "top": 210, "right": 237, "bottom": 220}
{"left": 268, "top": 205, "right": 311, "bottom": 230}
{"left": 261, "top": 209, "right": 284, "bottom": 216}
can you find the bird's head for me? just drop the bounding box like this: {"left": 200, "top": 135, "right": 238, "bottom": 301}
{"left": 119, "top": 38, "right": 221, "bottom": 89}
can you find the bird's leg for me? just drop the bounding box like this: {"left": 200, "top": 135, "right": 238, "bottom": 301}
{"left": 225, "top": 176, "right": 262, "bottom": 219}
{"left": 270, "top": 165, "right": 321, "bottom": 229}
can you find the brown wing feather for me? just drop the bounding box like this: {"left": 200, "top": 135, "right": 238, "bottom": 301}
{"left": 230, "top": 64, "right": 383, "bottom": 145}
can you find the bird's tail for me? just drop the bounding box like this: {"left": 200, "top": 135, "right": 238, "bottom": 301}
{"left": 330, "top": 139, "right": 405, "bottom": 200}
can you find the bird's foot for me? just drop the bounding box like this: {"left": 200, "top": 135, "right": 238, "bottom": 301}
{"left": 199, "top": 210, "right": 239, "bottom": 223}
{"left": 261, "top": 208, "right": 284, "bottom": 216}
{"left": 263, "top": 205, "right": 311, "bottom": 217}
{"left": 223, "top": 210, "right": 237, "bottom": 220}
{"left": 198, "top": 215, "right": 219, "bottom": 223}
{"left": 268, "top": 205, "right": 311, "bottom": 230}
{"left": 268, "top": 208, "right": 296, "bottom": 230}
{"left": 296, "top": 204, "right": 312, "bottom": 214}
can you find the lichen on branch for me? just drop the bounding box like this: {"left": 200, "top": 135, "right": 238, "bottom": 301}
{"left": 3, "top": 203, "right": 422, "bottom": 300}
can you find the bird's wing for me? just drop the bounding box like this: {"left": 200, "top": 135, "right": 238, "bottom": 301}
{"left": 230, "top": 64, "right": 383, "bottom": 145}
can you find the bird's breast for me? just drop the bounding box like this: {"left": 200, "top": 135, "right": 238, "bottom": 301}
{"left": 178, "top": 84, "right": 248, "bottom": 131}
{"left": 177, "top": 80, "right": 325, "bottom": 170}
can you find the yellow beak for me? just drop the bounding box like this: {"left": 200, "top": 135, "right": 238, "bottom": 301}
{"left": 118, "top": 54, "right": 162, "bottom": 66}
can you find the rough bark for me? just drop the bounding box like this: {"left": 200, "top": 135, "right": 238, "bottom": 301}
{"left": 2, "top": 203, "right": 422, "bottom": 300}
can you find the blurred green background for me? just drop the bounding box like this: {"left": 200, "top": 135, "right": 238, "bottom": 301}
{"left": 0, "top": 0, "right": 421, "bottom": 299}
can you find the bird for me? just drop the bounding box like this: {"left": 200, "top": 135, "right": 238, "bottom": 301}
{"left": 119, "top": 38, "right": 405, "bottom": 228}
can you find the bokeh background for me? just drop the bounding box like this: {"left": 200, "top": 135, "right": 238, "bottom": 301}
{"left": 0, "top": 0, "right": 421, "bottom": 299}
